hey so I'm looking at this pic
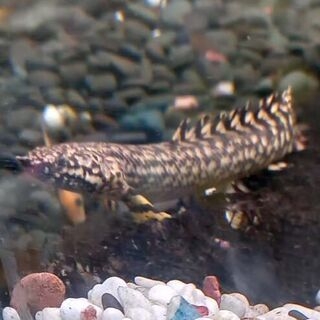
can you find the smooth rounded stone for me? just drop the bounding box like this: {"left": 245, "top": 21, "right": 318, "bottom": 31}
{"left": 85, "top": 74, "right": 117, "bottom": 95}
{"left": 28, "top": 70, "right": 60, "bottom": 87}
{"left": 126, "top": 3, "right": 158, "bottom": 27}
{"left": 124, "top": 19, "right": 151, "bottom": 44}
{"left": 18, "top": 129, "right": 43, "bottom": 147}
{"left": 151, "top": 305, "right": 166, "bottom": 320}
{"left": 102, "top": 308, "right": 125, "bottom": 320}
{"left": 169, "top": 45, "right": 194, "bottom": 69}
{"left": 167, "top": 280, "right": 187, "bottom": 295}
{"left": 43, "top": 87, "right": 66, "bottom": 104}
{"left": 146, "top": 41, "right": 166, "bottom": 63}
{"left": 148, "top": 284, "right": 177, "bottom": 305}
{"left": 245, "top": 304, "right": 269, "bottom": 318}
{"left": 87, "top": 51, "right": 112, "bottom": 70}
{"left": 89, "top": 277, "right": 127, "bottom": 308}
{"left": 203, "top": 30, "right": 238, "bottom": 56}
{"left": 183, "top": 10, "right": 209, "bottom": 33}
{"left": 36, "top": 308, "right": 61, "bottom": 320}
{"left": 59, "top": 63, "right": 87, "bottom": 85}
{"left": 25, "top": 55, "right": 57, "bottom": 72}
{"left": 278, "top": 70, "right": 319, "bottom": 97}
{"left": 167, "top": 296, "right": 201, "bottom": 320}
{"left": 66, "top": 90, "right": 87, "bottom": 109}
{"left": 60, "top": 298, "right": 102, "bottom": 320}
{"left": 126, "top": 307, "right": 152, "bottom": 320}
{"left": 220, "top": 294, "right": 248, "bottom": 318}
{"left": 107, "top": 53, "right": 140, "bottom": 78}
{"left": 152, "top": 65, "right": 176, "bottom": 82}
{"left": 254, "top": 77, "right": 273, "bottom": 95}
{"left": 256, "top": 307, "right": 295, "bottom": 320}
{"left": 2, "top": 307, "right": 21, "bottom": 320}
{"left": 117, "top": 87, "right": 146, "bottom": 103}
{"left": 179, "top": 283, "right": 198, "bottom": 304}
{"left": 119, "top": 43, "right": 143, "bottom": 62}
{"left": 134, "top": 276, "right": 165, "bottom": 288}
{"left": 117, "top": 286, "right": 152, "bottom": 313}
{"left": 213, "top": 310, "right": 240, "bottom": 320}
{"left": 101, "top": 293, "right": 123, "bottom": 312}
{"left": 284, "top": 304, "right": 320, "bottom": 320}
{"left": 204, "top": 297, "right": 219, "bottom": 316}
{"left": 149, "top": 81, "right": 171, "bottom": 93}
{"left": 161, "top": 0, "right": 192, "bottom": 27}
{"left": 235, "top": 48, "right": 263, "bottom": 66}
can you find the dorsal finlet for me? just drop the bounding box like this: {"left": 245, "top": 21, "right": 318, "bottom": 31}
{"left": 172, "top": 119, "right": 190, "bottom": 142}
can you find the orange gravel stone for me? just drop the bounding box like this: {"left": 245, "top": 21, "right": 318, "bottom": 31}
{"left": 10, "top": 272, "right": 65, "bottom": 315}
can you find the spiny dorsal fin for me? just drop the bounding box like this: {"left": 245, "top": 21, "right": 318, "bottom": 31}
{"left": 171, "top": 88, "right": 294, "bottom": 142}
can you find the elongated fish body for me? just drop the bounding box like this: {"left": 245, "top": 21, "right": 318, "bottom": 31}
{"left": 16, "top": 89, "right": 302, "bottom": 213}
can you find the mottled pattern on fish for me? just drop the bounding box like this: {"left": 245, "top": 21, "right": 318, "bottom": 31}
{"left": 16, "top": 89, "right": 302, "bottom": 213}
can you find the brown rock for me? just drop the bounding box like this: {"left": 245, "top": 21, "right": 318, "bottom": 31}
{"left": 202, "top": 276, "right": 221, "bottom": 305}
{"left": 11, "top": 272, "right": 65, "bottom": 315}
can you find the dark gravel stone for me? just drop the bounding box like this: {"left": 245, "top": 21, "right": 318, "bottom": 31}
{"left": 28, "top": 70, "right": 60, "bottom": 87}
{"left": 87, "top": 51, "right": 112, "bottom": 70}
{"left": 131, "top": 94, "right": 173, "bottom": 112}
{"left": 103, "top": 97, "right": 128, "bottom": 115}
{"left": 65, "top": 90, "right": 87, "bottom": 109}
{"left": 203, "top": 30, "right": 238, "bottom": 56}
{"left": 117, "top": 87, "right": 146, "bottom": 104}
{"left": 101, "top": 293, "right": 124, "bottom": 312}
{"left": 169, "top": 45, "right": 194, "bottom": 69}
{"left": 146, "top": 41, "right": 167, "bottom": 63}
{"left": 148, "top": 80, "right": 171, "bottom": 93}
{"left": 119, "top": 43, "right": 143, "bottom": 62}
{"left": 152, "top": 64, "right": 176, "bottom": 82}
{"left": 161, "top": 0, "right": 192, "bottom": 28}
{"left": 18, "top": 129, "right": 43, "bottom": 147}
{"left": 55, "top": 44, "right": 91, "bottom": 63}
{"left": 59, "top": 62, "right": 87, "bottom": 86}
{"left": 125, "top": 3, "right": 158, "bottom": 27}
{"left": 25, "top": 55, "right": 57, "bottom": 72}
{"left": 42, "top": 87, "right": 66, "bottom": 104}
{"left": 108, "top": 52, "right": 140, "bottom": 78}
{"left": 5, "top": 107, "right": 40, "bottom": 131}
{"left": 124, "top": 19, "right": 151, "bottom": 44}
{"left": 85, "top": 74, "right": 117, "bottom": 95}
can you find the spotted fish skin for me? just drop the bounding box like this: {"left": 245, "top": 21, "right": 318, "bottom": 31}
{"left": 17, "top": 89, "right": 301, "bottom": 202}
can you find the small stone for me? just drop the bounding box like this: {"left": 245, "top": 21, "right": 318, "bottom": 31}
{"left": 245, "top": 304, "right": 269, "bottom": 318}
{"left": 85, "top": 74, "right": 117, "bottom": 95}
{"left": 59, "top": 63, "right": 87, "bottom": 86}
{"left": 284, "top": 304, "right": 320, "bottom": 320}
{"left": 37, "top": 308, "right": 61, "bottom": 320}
{"left": 134, "top": 276, "right": 165, "bottom": 288}
{"left": 167, "top": 296, "right": 201, "bottom": 320}
{"left": 204, "top": 297, "right": 219, "bottom": 316}
{"left": 18, "top": 129, "right": 43, "bottom": 147}
{"left": 152, "top": 65, "right": 176, "bottom": 82}
{"left": 25, "top": 56, "right": 57, "bottom": 72}
{"left": 43, "top": 88, "right": 65, "bottom": 104}
{"left": 126, "top": 307, "right": 152, "bottom": 320}
{"left": 151, "top": 305, "right": 166, "bottom": 320}
{"left": 148, "top": 284, "right": 177, "bottom": 305}
{"left": 118, "top": 286, "right": 152, "bottom": 313}
{"left": 66, "top": 90, "right": 87, "bottom": 109}
{"left": 119, "top": 44, "right": 142, "bottom": 62}
{"left": 213, "top": 310, "right": 240, "bottom": 320}
{"left": 10, "top": 273, "right": 65, "bottom": 315}
{"left": 161, "top": 0, "right": 192, "bottom": 27}
{"left": 89, "top": 277, "right": 127, "bottom": 309}
{"left": 117, "top": 87, "right": 145, "bottom": 104}
{"left": 220, "top": 294, "right": 249, "bottom": 318}
{"left": 124, "top": 19, "right": 151, "bottom": 44}
{"left": 126, "top": 3, "right": 158, "bottom": 27}
{"left": 28, "top": 70, "right": 60, "bottom": 87}
{"left": 169, "top": 45, "right": 194, "bottom": 69}
{"left": 167, "top": 280, "right": 187, "bottom": 294}
{"left": 202, "top": 276, "right": 221, "bottom": 304}
{"left": 2, "top": 307, "right": 21, "bottom": 320}
{"left": 101, "top": 293, "right": 123, "bottom": 312}
{"left": 102, "top": 308, "right": 124, "bottom": 320}
{"left": 108, "top": 53, "right": 140, "bottom": 78}
{"left": 203, "top": 30, "right": 238, "bottom": 56}
{"left": 146, "top": 41, "right": 166, "bottom": 63}
{"left": 60, "top": 298, "right": 102, "bottom": 320}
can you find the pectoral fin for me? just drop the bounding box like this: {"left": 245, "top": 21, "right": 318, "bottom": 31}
{"left": 123, "top": 194, "right": 172, "bottom": 223}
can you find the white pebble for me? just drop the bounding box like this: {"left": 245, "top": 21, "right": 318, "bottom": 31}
{"left": 284, "top": 304, "right": 320, "bottom": 320}
{"left": 134, "top": 276, "right": 165, "bottom": 288}
{"left": 148, "top": 284, "right": 177, "bottom": 305}
{"left": 256, "top": 307, "right": 288, "bottom": 320}
{"left": 102, "top": 308, "right": 125, "bottom": 320}
{"left": 151, "top": 305, "right": 166, "bottom": 320}
{"left": 179, "top": 283, "right": 197, "bottom": 304}
{"left": 166, "top": 279, "right": 187, "bottom": 294}
{"left": 204, "top": 296, "right": 219, "bottom": 316}
{"left": 2, "top": 307, "right": 21, "bottom": 320}
{"left": 213, "top": 310, "right": 240, "bottom": 320}
{"left": 220, "top": 294, "right": 248, "bottom": 318}
{"left": 126, "top": 307, "right": 152, "bottom": 320}
{"left": 191, "top": 288, "right": 206, "bottom": 306}
{"left": 43, "top": 105, "right": 64, "bottom": 129}
{"left": 41, "top": 308, "right": 61, "bottom": 320}
{"left": 244, "top": 304, "right": 269, "bottom": 318}
{"left": 60, "top": 298, "right": 102, "bottom": 320}
{"left": 89, "top": 277, "right": 127, "bottom": 308}
{"left": 35, "top": 311, "right": 43, "bottom": 320}
{"left": 118, "top": 287, "right": 152, "bottom": 313}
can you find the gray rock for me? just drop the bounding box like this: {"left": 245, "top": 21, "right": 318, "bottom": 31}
{"left": 85, "top": 74, "right": 117, "bottom": 95}
{"left": 278, "top": 70, "right": 319, "bottom": 96}
{"left": 148, "top": 81, "right": 171, "bottom": 93}
{"left": 204, "top": 30, "right": 238, "bottom": 56}
{"left": 66, "top": 90, "right": 87, "bottom": 109}
{"left": 25, "top": 55, "right": 57, "bottom": 72}
{"left": 124, "top": 19, "right": 151, "bottom": 44}
{"left": 117, "top": 87, "right": 146, "bottom": 103}
{"left": 18, "top": 129, "right": 43, "bottom": 147}
{"left": 146, "top": 41, "right": 166, "bottom": 63}
{"left": 108, "top": 53, "right": 140, "bottom": 78}
{"left": 169, "top": 45, "right": 194, "bottom": 69}
{"left": 28, "top": 70, "right": 60, "bottom": 87}
{"left": 59, "top": 62, "right": 87, "bottom": 86}
{"left": 161, "top": 0, "right": 192, "bottom": 27}
{"left": 152, "top": 64, "right": 176, "bottom": 82}
{"left": 126, "top": 3, "right": 158, "bottom": 27}
{"left": 5, "top": 107, "right": 40, "bottom": 131}
{"left": 43, "top": 87, "right": 66, "bottom": 105}
{"left": 131, "top": 94, "right": 173, "bottom": 112}
{"left": 119, "top": 43, "right": 143, "bottom": 62}
{"left": 87, "top": 51, "right": 112, "bottom": 70}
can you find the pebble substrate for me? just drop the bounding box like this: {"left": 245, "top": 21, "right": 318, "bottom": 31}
{"left": 3, "top": 274, "right": 320, "bottom": 320}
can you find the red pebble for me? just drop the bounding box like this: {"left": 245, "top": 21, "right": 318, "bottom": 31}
{"left": 10, "top": 272, "right": 65, "bottom": 315}
{"left": 80, "top": 305, "right": 98, "bottom": 320}
{"left": 194, "top": 305, "right": 209, "bottom": 316}
{"left": 202, "top": 276, "right": 221, "bottom": 305}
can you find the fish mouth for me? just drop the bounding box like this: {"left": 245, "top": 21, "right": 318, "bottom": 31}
{"left": 0, "top": 154, "right": 25, "bottom": 172}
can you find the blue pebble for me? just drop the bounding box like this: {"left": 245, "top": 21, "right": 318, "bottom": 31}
{"left": 171, "top": 297, "right": 201, "bottom": 320}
